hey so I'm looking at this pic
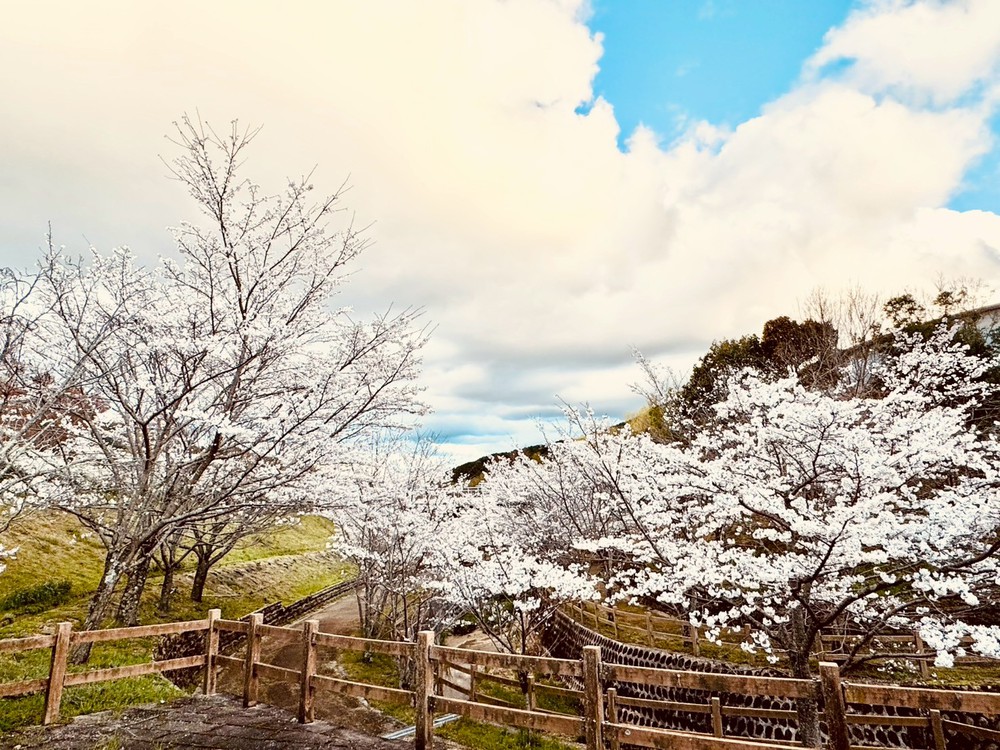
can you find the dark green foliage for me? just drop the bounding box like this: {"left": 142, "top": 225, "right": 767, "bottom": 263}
{"left": 451, "top": 444, "right": 550, "bottom": 486}
{"left": 933, "top": 289, "right": 968, "bottom": 315}
{"left": 762, "top": 316, "right": 840, "bottom": 391}
{"left": 676, "top": 316, "right": 840, "bottom": 424}
{"left": 884, "top": 294, "right": 926, "bottom": 327}
{"left": 0, "top": 581, "right": 72, "bottom": 614}
{"left": 679, "top": 334, "right": 767, "bottom": 421}
{"left": 761, "top": 316, "right": 837, "bottom": 369}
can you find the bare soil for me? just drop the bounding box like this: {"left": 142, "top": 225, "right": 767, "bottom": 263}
{"left": 0, "top": 694, "right": 406, "bottom": 749}
{"left": 216, "top": 593, "right": 401, "bottom": 738}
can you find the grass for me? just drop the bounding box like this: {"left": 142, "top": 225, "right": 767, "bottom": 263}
{"left": 0, "top": 676, "right": 185, "bottom": 733}
{"left": 0, "top": 513, "right": 107, "bottom": 599}
{"left": 336, "top": 649, "right": 416, "bottom": 724}
{"left": 0, "top": 511, "right": 346, "bottom": 732}
{"left": 0, "top": 511, "right": 344, "bottom": 638}
{"left": 439, "top": 719, "right": 579, "bottom": 750}
{"left": 334, "top": 647, "right": 580, "bottom": 749}
{"left": 223, "top": 515, "right": 336, "bottom": 564}
{"left": 846, "top": 660, "right": 1000, "bottom": 688}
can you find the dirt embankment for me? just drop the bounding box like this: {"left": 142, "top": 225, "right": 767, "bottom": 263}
{"left": 178, "top": 551, "right": 347, "bottom": 601}
{"left": 215, "top": 590, "right": 400, "bottom": 736}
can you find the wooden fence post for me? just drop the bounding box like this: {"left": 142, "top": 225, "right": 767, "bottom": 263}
{"left": 930, "top": 709, "right": 946, "bottom": 750}
{"left": 298, "top": 619, "right": 318, "bottom": 723}
{"left": 243, "top": 612, "right": 263, "bottom": 707}
{"left": 583, "top": 645, "right": 604, "bottom": 750}
{"left": 645, "top": 612, "right": 654, "bottom": 646}
{"left": 611, "top": 610, "right": 620, "bottom": 641}
{"left": 203, "top": 608, "right": 221, "bottom": 696}
{"left": 913, "top": 632, "right": 931, "bottom": 678}
{"left": 607, "top": 688, "right": 620, "bottom": 750}
{"left": 42, "top": 622, "right": 72, "bottom": 725}
{"left": 415, "top": 630, "right": 435, "bottom": 750}
{"left": 818, "top": 661, "right": 851, "bottom": 750}
{"left": 812, "top": 633, "right": 824, "bottom": 661}
{"left": 469, "top": 663, "right": 478, "bottom": 702}
{"left": 683, "top": 622, "right": 700, "bottom": 657}
{"left": 591, "top": 603, "right": 600, "bottom": 631}
{"left": 711, "top": 696, "right": 723, "bottom": 737}
{"left": 526, "top": 674, "right": 536, "bottom": 711}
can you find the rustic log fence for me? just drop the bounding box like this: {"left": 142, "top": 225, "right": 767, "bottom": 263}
{"left": 3, "top": 614, "right": 1000, "bottom": 749}
{"left": 566, "top": 601, "right": 996, "bottom": 675}
{"left": 153, "top": 577, "right": 358, "bottom": 685}
{"left": 0, "top": 616, "right": 213, "bottom": 724}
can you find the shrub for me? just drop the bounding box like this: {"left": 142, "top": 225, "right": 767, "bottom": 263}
{"left": 0, "top": 580, "right": 73, "bottom": 613}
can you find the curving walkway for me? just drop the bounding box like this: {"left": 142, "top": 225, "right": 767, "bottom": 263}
{"left": 2, "top": 695, "right": 407, "bottom": 750}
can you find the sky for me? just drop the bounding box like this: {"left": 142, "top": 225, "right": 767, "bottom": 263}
{"left": 2, "top": 0, "right": 1000, "bottom": 462}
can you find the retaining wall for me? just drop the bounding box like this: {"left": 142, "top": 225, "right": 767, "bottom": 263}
{"left": 545, "top": 609, "right": 1000, "bottom": 748}
{"left": 154, "top": 578, "right": 358, "bottom": 686}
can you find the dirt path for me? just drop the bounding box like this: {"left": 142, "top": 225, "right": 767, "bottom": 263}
{"left": 215, "top": 590, "right": 403, "bottom": 738}
{"left": 216, "top": 592, "right": 499, "bottom": 736}
{"left": 2, "top": 694, "right": 406, "bottom": 749}
{"left": 299, "top": 592, "right": 363, "bottom": 634}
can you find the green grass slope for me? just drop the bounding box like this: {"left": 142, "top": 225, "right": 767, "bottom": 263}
{"left": 0, "top": 511, "right": 349, "bottom": 731}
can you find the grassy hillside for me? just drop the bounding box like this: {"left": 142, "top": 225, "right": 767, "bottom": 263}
{"left": 0, "top": 512, "right": 350, "bottom": 731}
{"left": 0, "top": 512, "right": 343, "bottom": 631}
{"left": 0, "top": 514, "right": 107, "bottom": 600}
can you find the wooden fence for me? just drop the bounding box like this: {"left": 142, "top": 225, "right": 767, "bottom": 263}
{"left": 566, "top": 601, "right": 996, "bottom": 675}
{"left": 2, "top": 615, "right": 1000, "bottom": 750}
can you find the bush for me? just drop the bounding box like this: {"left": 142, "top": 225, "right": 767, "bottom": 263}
{"left": 0, "top": 581, "right": 73, "bottom": 613}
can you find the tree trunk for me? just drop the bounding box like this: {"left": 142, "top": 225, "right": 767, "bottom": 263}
{"left": 71, "top": 553, "right": 125, "bottom": 664}
{"left": 116, "top": 553, "right": 151, "bottom": 627}
{"left": 789, "top": 607, "right": 821, "bottom": 747}
{"left": 157, "top": 562, "right": 176, "bottom": 614}
{"left": 190, "top": 551, "right": 211, "bottom": 603}
{"left": 356, "top": 587, "right": 369, "bottom": 639}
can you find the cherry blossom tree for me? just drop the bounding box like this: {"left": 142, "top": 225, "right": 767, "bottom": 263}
{"left": 437, "top": 464, "right": 597, "bottom": 659}
{"left": 0, "top": 254, "right": 125, "bottom": 572}
{"left": 473, "top": 324, "right": 999, "bottom": 745}
{"left": 23, "top": 117, "right": 427, "bottom": 647}
{"left": 329, "top": 434, "right": 457, "bottom": 643}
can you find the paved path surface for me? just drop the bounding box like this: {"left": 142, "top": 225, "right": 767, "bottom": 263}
{"left": 2, "top": 695, "right": 409, "bottom": 750}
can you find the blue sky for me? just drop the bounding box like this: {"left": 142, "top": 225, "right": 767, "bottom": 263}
{"left": 589, "top": 0, "right": 856, "bottom": 141}
{"left": 2, "top": 1, "right": 1000, "bottom": 461}
{"left": 589, "top": 0, "right": 1000, "bottom": 214}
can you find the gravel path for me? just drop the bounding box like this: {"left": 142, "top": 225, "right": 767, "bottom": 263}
{"left": 1, "top": 695, "right": 408, "bottom": 750}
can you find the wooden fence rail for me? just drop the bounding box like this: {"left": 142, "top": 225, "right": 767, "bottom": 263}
{"left": 0, "top": 613, "right": 213, "bottom": 725}
{"left": 2, "top": 616, "right": 1000, "bottom": 750}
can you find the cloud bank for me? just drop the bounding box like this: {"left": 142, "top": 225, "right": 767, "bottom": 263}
{"left": 2, "top": 0, "right": 999, "bottom": 460}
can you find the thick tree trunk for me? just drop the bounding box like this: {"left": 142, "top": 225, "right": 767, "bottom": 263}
{"left": 789, "top": 607, "right": 821, "bottom": 747}
{"left": 190, "top": 551, "right": 211, "bottom": 603}
{"left": 71, "top": 553, "right": 125, "bottom": 664}
{"left": 116, "top": 553, "right": 152, "bottom": 627}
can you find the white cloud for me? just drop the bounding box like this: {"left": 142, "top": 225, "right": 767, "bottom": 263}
{"left": 807, "top": 0, "right": 1000, "bottom": 106}
{"left": 1, "top": 0, "right": 999, "bottom": 462}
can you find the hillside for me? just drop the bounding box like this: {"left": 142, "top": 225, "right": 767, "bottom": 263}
{"left": 0, "top": 512, "right": 352, "bottom": 731}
